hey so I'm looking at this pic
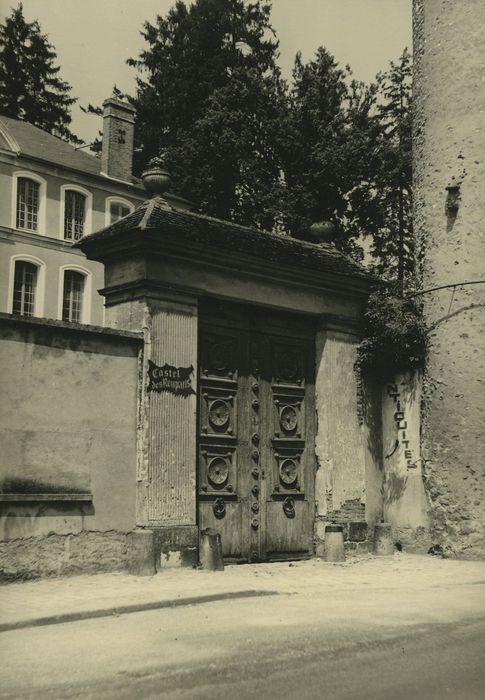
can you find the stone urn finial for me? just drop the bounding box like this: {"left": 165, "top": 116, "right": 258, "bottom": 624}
{"left": 307, "top": 221, "right": 336, "bottom": 245}
{"left": 141, "top": 154, "right": 172, "bottom": 198}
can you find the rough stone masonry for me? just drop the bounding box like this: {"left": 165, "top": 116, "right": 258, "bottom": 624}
{"left": 413, "top": 0, "right": 485, "bottom": 558}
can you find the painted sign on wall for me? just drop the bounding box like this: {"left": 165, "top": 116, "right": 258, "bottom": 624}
{"left": 147, "top": 360, "right": 195, "bottom": 396}
{"left": 386, "top": 382, "right": 417, "bottom": 469}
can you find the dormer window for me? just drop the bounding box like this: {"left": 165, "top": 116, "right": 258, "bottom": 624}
{"left": 64, "top": 190, "right": 86, "bottom": 240}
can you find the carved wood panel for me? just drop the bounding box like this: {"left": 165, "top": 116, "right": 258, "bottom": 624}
{"left": 198, "top": 301, "right": 315, "bottom": 563}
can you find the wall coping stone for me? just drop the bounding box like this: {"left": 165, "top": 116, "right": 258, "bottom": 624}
{"left": 0, "top": 312, "right": 143, "bottom": 342}
{"left": 0, "top": 494, "right": 93, "bottom": 502}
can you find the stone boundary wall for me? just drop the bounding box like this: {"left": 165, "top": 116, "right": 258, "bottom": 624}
{"left": 0, "top": 314, "right": 143, "bottom": 580}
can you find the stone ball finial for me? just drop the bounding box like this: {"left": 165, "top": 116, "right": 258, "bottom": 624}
{"left": 307, "top": 221, "right": 336, "bottom": 244}
{"left": 141, "top": 154, "right": 172, "bottom": 197}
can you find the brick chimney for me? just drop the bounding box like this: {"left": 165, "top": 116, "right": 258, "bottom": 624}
{"left": 101, "top": 97, "right": 136, "bottom": 182}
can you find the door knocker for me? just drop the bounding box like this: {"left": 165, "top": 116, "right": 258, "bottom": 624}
{"left": 283, "top": 497, "right": 296, "bottom": 519}
{"left": 213, "top": 497, "right": 226, "bottom": 519}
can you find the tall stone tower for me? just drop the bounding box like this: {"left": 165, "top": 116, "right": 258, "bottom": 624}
{"left": 413, "top": 0, "right": 485, "bottom": 558}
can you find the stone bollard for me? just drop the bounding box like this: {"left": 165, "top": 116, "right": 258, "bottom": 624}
{"left": 128, "top": 528, "right": 156, "bottom": 576}
{"left": 373, "top": 523, "right": 394, "bottom": 555}
{"left": 199, "top": 528, "right": 224, "bottom": 571}
{"left": 324, "top": 524, "right": 345, "bottom": 562}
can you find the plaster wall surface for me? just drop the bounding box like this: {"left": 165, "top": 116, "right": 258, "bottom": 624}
{"left": 103, "top": 255, "right": 364, "bottom": 321}
{"left": 0, "top": 316, "right": 141, "bottom": 578}
{"left": 413, "top": 0, "right": 485, "bottom": 557}
{"left": 104, "top": 295, "right": 198, "bottom": 531}
{"left": 362, "top": 378, "right": 383, "bottom": 529}
{"left": 314, "top": 330, "right": 378, "bottom": 553}
{"left": 142, "top": 299, "right": 198, "bottom": 527}
{"left": 381, "top": 372, "right": 429, "bottom": 551}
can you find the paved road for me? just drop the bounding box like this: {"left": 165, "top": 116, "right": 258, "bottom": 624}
{"left": 1, "top": 589, "right": 485, "bottom": 700}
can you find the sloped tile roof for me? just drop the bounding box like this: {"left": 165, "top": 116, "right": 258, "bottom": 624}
{"left": 77, "top": 196, "right": 375, "bottom": 282}
{"left": 0, "top": 115, "right": 144, "bottom": 188}
{"left": 0, "top": 115, "right": 103, "bottom": 175}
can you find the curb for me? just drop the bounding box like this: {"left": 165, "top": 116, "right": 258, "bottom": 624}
{"left": 0, "top": 589, "right": 280, "bottom": 633}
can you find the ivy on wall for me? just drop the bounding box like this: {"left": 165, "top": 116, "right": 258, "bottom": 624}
{"left": 356, "top": 286, "right": 429, "bottom": 379}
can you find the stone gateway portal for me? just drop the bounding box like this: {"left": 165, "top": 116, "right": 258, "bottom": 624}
{"left": 198, "top": 300, "right": 315, "bottom": 562}
{"left": 74, "top": 195, "right": 377, "bottom": 571}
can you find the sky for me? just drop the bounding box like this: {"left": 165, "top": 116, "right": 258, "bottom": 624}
{"left": 1, "top": 0, "right": 412, "bottom": 144}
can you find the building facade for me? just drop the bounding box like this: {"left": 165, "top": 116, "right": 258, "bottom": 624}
{"left": 413, "top": 0, "right": 485, "bottom": 558}
{"left": 2, "top": 97, "right": 384, "bottom": 577}
{"left": 0, "top": 180, "right": 384, "bottom": 577}
{"left": 0, "top": 98, "right": 146, "bottom": 326}
{"left": 2, "top": 4, "right": 485, "bottom": 575}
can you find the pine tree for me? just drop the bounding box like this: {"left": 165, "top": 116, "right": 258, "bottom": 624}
{"left": 127, "top": 0, "right": 286, "bottom": 229}
{"left": 0, "top": 3, "right": 79, "bottom": 143}
{"left": 281, "top": 46, "right": 413, "bottom": 276}
{"left": 281, "top": 47, "right": 379, "bottom": 258}
{"left": 127, "top": 1, "right": 412, "bottom": 266}
{"left": 370, "top": 48, "right": 413, "bottom": 288}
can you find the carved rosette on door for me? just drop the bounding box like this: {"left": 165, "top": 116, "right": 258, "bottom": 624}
{"left": 198, "top": 303, "right": 315, "bottom": 563}
{"left": 198, "top": 334, "right": 238, "bottom": 516}
{"left": 271, "top": 344, "right": 306, "bottom": 502}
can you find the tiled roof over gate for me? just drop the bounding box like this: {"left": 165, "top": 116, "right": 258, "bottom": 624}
{"left": 77, "top": 196, "right": 375, "bottom": 282}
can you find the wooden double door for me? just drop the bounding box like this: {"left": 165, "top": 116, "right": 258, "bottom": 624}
{"left": 198, "top": 300, "right": 316, "bottom": 562}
